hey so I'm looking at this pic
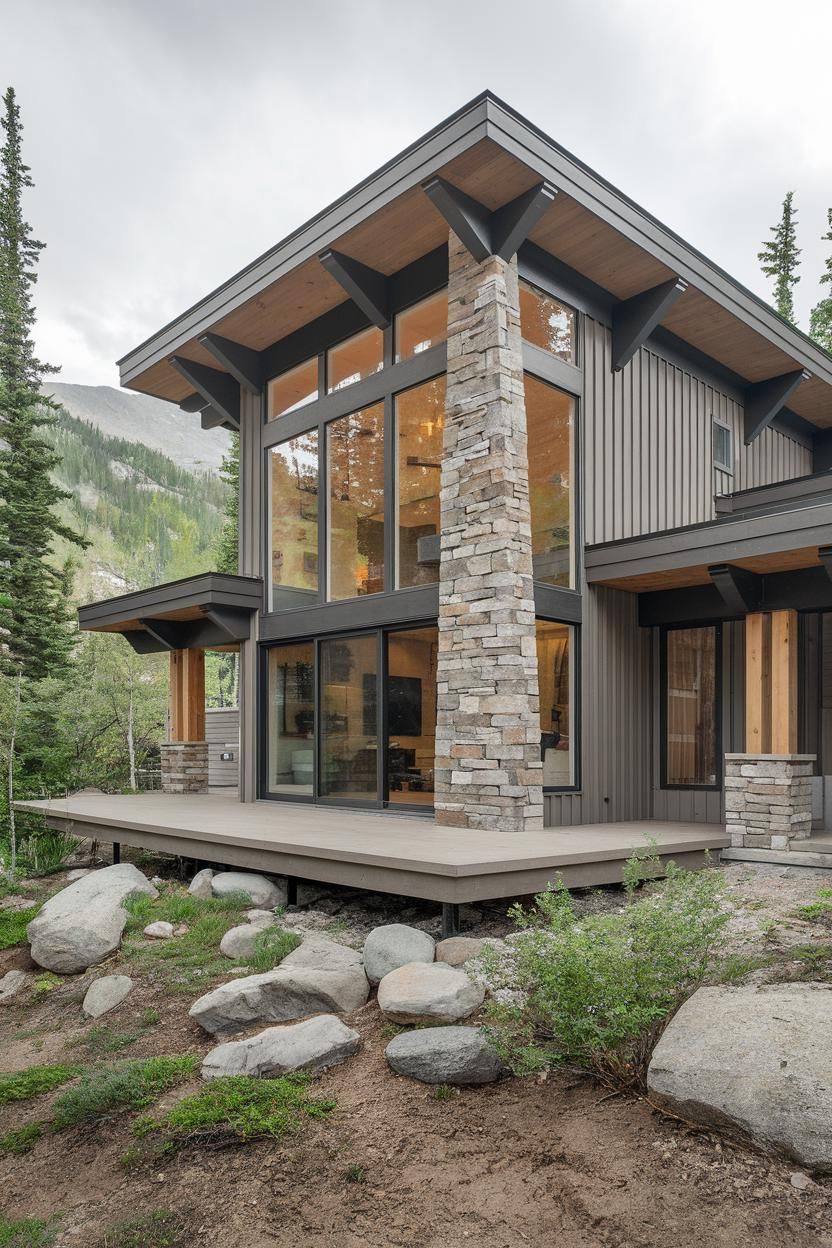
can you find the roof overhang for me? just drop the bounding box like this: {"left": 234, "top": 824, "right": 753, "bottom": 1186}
{"left": 118, "top": 91, "right": 832, "bottom": 430}
{"left": 78, "top": 573, "right": 263, "bottom": 654}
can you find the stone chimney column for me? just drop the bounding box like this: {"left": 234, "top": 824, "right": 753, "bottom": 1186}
{"left": 434, "top": 231, "right": 544, "bottom": 832}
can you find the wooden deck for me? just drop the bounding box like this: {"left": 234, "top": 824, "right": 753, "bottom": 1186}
{"left": 18, "top": 791, "right": 728, "bottom": 906}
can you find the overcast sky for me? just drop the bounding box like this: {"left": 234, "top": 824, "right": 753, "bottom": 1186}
{"left": 1, "top": 0, "right": 830, "bottom": 388}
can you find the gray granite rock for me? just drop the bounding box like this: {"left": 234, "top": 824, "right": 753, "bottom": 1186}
{"left": 0, "top": 969, "right": 31, "bottom": 1005}
{"left": 211, "top": 872, "right": 285, "bottom": 908}
{"left": 435, "top": 937, "right": 489, "bottom": 967}
{"left": 220, "top": 924, "right": 261, "bottom": 960}
{"left": 27, "top": 864, "right": 157, "bottom": 974}
{"left": 363, "top": 924, "right": 435, "bottom": 985}
{"left": 189, "top": 962, "right": 369, "bottom": 1037}
{"left": 281, "top": 935, "right": 363, "bottom": 971}
{"left": 246, "top": 909, "right": 278, "bottom": 929}
{"left": 82, "top": 974, "right": 134, "bottom": 1019}
{"left": 377, "top": 962, "right": 485, "bottom": 1024}
{"left": 203, "top": 1014, "right": 361, "bottom": 1079}
{"left": 188, "top": 868, "right": 215, "bottom": 900}
{"left": 143, "top": 921, "right": 174, "bottom": 939}
{"left": 385, "top": 1026, "right": 504, "bottom": 1084}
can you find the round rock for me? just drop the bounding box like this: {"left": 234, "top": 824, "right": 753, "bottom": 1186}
{"left": 211, "top": 872, "right": 285, "bottom": 909}
{"left": 203, "top": 1014, "right": 361, "bottom": 1079}
{"left": 188, "top": 868, "right": 215, "bottom": 900}
{"left": 385, "top": 1026, "right": 504, "bottom": 1085}
{"left": 82, "top": 974, "right": 134, "bottom": 1019}
{"left": 246, "top": 909, "right": 278, "bottom": 929}
{"left": 0, "top": 969, "right": 32, "bottom": 1005}
{"left": 377, "top": 962, "right": 485, "bottom": 1024}
{"left": 144, "top": 921, "right": 174, "bottom": 939}
{"left": 435, "top": 937, "right": 490, "bottom": 968}
{"left": 220, "top": 924, "right": 261, "bottom": 960}
{"left": 363, "top": 924, "right": 435, "bottom": 985}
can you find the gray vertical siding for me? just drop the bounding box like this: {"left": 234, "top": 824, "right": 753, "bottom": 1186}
{"left": 206, "top": 708, "right": 240, "bottom": 789}
{"left": 238, "top": 389, "right": 263, "bottom": 802}
{"left": 584, "top": 318, "right": 812, "bottom": 544}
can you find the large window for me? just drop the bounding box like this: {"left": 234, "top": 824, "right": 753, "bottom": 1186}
{"left": 266, "top": 641, "right": 315, "bottom": 796}
{"left": 520, "top": 280, "right": 576, "bottom": 363}
{"left": 525, "top": 375, "right": 575, "bottom": 589}
{"left": 267, "top": 358, "right": 318, "bottom": 422}
{"left": 269, "top": 431, "right": 319, "bottom": 610}
{"left": 395, "top": 377, "right": 445, "bottom": 588}
{"left": 327, "top": 403, "right": 385, "bottom": 600}
{"left": 537, "top": 620, "right": 575, "bottom": 788}
{"left": 327, "top": 326, "right": 384, "bottom": 394}
{"left": 319, "top": 634, "right": 379, "bottom": 802}
{"left": 664, "top": 626, "right": 719, "bottom": 787}
{"left": 395, "top": 291, "right": 447, "bottom": 363}
{"left": 387, "top": 627, "right": 437, "bottom": 805}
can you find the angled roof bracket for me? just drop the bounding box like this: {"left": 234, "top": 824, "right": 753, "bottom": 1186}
{"left": 421, "top": 176, "right": 556, "bottom": 265}
{"left": 611, "top": 277, "right": 688, "bottom": 372}
{"left": 707, "top": 563, "right": 762, "bottom": 614}
{"left": 179, "top": 392, "right": 209, "bottom": 414}
{"left": 200, "top": 406, "right": 232, "bottom": 432}
{"left": 138, "top": 617, "right": 186, "bottom": 651}
{"left": 202, "top": 606, "right": 253, "bottom": 644}
{"left": 318, "top": 249, "right": 390, "bottom": 328}
{"left": 744, "top": 369, "right": 810, "bottom": 445}
{"left": 819, "top": 546, "right": 832, "bottom": 583}
{"left": 490, "top": 182, "right": 557, "bottom": 261}
{"left": 199, "top": 333, "right": 263, "bottom": 394}
{"left": 169, "top": 357, "right": 240, "bottom": 430}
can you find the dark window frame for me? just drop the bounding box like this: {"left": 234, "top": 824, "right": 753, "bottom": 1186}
{"left": 713, "top": 416, "right": 734, "bottom": 474}
{"left": 659, "top": 622, "right": 723, "bottom": 791}
{"left": 536, "top": 615, "right": 581, "bottom": 794}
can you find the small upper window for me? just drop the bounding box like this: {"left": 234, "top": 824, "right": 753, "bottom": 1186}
{"left": 327, "top": 326, "right": 384, "bottom": 394}
{"left": 713, "top": 419, "right": 734, "bottom": 473}
{"left": 520, "top": 280, "right": 576, "bottom": 363}
{"left": 267, "top": 357, "right": 318, "bottom": 422}
{"left": 395, "top": 290, "right": 448, "bottom": 363}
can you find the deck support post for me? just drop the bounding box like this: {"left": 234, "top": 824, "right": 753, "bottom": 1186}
{"left": 286, "top": 876, "right": 298, "bottom": 908}
{"left": 441, "top": 903, "right": 460, "bottom": 940}
{"left": 161, "top": 648, "right": 208, "bottom": 794}
{"left": 112, "top": 841, "right": 121, "bottom": 865}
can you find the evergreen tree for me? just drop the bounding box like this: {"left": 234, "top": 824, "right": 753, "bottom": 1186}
{"left": 0, "top": 87, "right": 87, "bottom": 875}
{"left": 758, "top": 191, "right": 802, "bottom": 325}
{"left": 810, "top": 209, "right": 832, "bottom": 353}
{"left": 214, "top": 430, "right": 239, "bottom": 574}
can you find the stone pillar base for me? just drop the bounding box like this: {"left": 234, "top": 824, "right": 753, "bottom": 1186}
{"left": 160, "top": 741, "right": 209, "bottom": 794}
{"left": 724, "top": 753, "right": 815, "bottom": 850}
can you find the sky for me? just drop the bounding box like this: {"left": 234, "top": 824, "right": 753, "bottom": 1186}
{"left": 1, "top": 0, "right": 830, "bottom": 388}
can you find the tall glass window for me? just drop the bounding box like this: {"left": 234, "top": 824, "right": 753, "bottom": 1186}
{"left": 327, "top": 326, "right": 384, "bottom": 393}
{"left": 269, "top": 431, "right": 319, "bottom": 610}
{"left": 266, "top": 642, "right": 315, "bottom": 797}
{"left": 319, "top": 634, "right": 379, "bottom": 801}
{"left": 525, "top": 375, "right": 575, "bottom": 588}
{"left": 520, "top": 280, "right": 576, "bottom": 363}
{"left": 387, "top": 627, "right": 438, "bottom": 806}
{"left": 327, "top": 403, "right": 385, "bottom": 600}
{"left": 395, "top": 377, "right": 445, "bottom": 588}
{"left": 537, "top": 620, "right": 574, "bottom": 788}
{"left": 665, "top": 626, "right": 719, "bottom": 787}
{"left": 395, "top": 291, "right": 448, "bottom": 363}
{"left": 267, "top": 358, "right": 318, "bottom": 421}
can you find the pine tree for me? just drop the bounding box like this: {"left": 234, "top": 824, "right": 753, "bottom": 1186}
{"left": 0, "top": 87, "right": 87, "bottom": 876}
{"left": 810, "top": 209, "right": 832, "bottom": 353}
{"left": 758, "top": 191, "right": 802, "bottom": 325}
{"left": 214, "top": 430, "right": 239, "bottom": 574}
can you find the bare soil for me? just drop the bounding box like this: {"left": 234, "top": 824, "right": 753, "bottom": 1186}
{"left": 2, "top": 856, "right": 832, "bottom": 1247}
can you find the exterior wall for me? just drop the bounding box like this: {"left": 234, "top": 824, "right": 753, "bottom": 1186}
{"left": 206, "top": 707, "right": 239, "bottom": 789}
{"left": 238, "top": 388, "right": 262, "bottom": 802}
{"left": 583, "top": 318, "right": 812, "bottom": 545}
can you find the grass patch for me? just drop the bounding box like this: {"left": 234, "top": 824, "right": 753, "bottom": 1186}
{"left": 75, "top": 1006, "right": 161, "bottom": 1058}
{"left": 796, "top": 887, "right": 832, "bottom": 923}
{"left": 51, "top": 1055, "right": 198, "bottom": 1129}
{"left": 432, "top": 1083, "right": 456, "bottom": 1101}
{"left": 344, "top": 1164, "right": 366, "bottom": 1183}
{"left": 31, "top": 973, "right": 62, "bottom": 998}
{"left": 715, "top": 952, "right": 780, "bottom": 984}
{"left": 0, "top": 1064, "right": 80, "bottom": 1106}
{"left": 0, "top": 905, "right": 39, "bottom": 951}
{"left": 247, "top": 926, "right": 301, "bottom": 972}
{"left": 0, "top": 1218, "right": 57, "bottom": 1247}
{"left": 0, "top": 1122, "right": 44, "bottom": 1155}
{"left": 97, "top": 1210, "right": 186, "bottom": 1248}
{"left": 137, "top": 1073, "right": 335, "bottom": 1149}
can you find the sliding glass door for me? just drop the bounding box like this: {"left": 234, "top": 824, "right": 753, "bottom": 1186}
{"left": 319, "top": 634, "right": 379, "bottom": 803}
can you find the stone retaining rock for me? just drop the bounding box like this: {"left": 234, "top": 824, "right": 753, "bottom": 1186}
{"left": 27, "top": 864, "right": 158, "bottom": 974}
{"left": 189, "top": 962, "right": 369, "bottom": 1036}
{"left": 144, "top": 921, "right": 174, "bottom": 939}
{"left": 435, "top": 937, "right": 489, "bottom": 967}
{"left": 377, "top": 962, "right": 485, "bottom": 1024}
{"left": 647, "top": 984, "right": 832, "bottom": 1170}
{"left": 0, "top": 969, "right": 31, "bottom": 1005}
{"left": 363, "top": 924, "right": 435, "bottom": 985}
{"left": 202, "top": 1014, "right": 360, "bottom": 1079}
{"left": 211, "top": 872, "right": 284, "bottom": 908}
{"left": 281, "top": 934, "right": 362, "bottom": 971}
{"left": 188, "top": 868, "right": 215, "bottom": 899}
{"left": 246, "top": 909, "right": 278, "bottom": 929}
{"left": 82, "top": 975, "right": 134, "bottom": 1019}
{"left": 385, "top": 1026, "right": 504, "bottom": 1085}
{"left": 220, "top": 924, "right": 261, "bottom": 960}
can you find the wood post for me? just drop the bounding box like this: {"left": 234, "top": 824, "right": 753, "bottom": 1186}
{"left": 169, "top": 648, "right": 205, "bottom": 742}
{"left": 745, "top": 610, "right": 798, "bottom": 754}
{"left": 745, "top": 613, "right": 769, "bottom": 754}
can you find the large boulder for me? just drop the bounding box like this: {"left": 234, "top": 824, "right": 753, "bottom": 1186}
{"left": 647, "top": 984, "right": 832, "bottom": 1171}
{"left": 435, "top": 937, "right": 490, "bottom": 968}
{"left": 377, "top": 962, "right": 485, "bottom": 1024}
{"left": 386, "top": 1026, "right": 504, "bottom": 1085}
{"left": 363, "top": 924, "right": 435, "bottom": 985}
{"left": 211, "top": 872, "right": 284, "bottom": 909}
{"left": 281, "top": 935, "right": 362, "bottom": 971}
{"left": 27, "top": 864, "right": 158, "bottom": 974}
{"left": 188, "top": 868, "right": 215, "bottom": 900}
{"left": 82, "top": 975, "right": 134, "bottom": 1019}
{"left": 203, "top": 1014, "right": 360, "bottom": 1079}
{"left": 189, "top": 962, "right": 370, "bottom": 1036}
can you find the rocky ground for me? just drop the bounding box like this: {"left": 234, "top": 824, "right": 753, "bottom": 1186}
{"left": 1, "top": 852, "right": 831, "bottom": 1247}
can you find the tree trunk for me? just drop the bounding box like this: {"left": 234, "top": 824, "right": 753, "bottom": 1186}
{"left": 6, "top": 671, "right": 22, "bottom": 879}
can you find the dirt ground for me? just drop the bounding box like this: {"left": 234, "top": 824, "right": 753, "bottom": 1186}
{"left": 2, "top": 857, "right": 832, "bottom": 1247}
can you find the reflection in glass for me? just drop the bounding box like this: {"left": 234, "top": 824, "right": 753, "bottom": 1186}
{"left": 525, "top": 374, "right": 575, "bottom": 588}
{"left": 269, "top": 431, "right": 319, "bottom": 610}
{"left": 267, "top": 642, "right": 315, "bottom": 796}
{"left": 395, "top": 291, "right": 448, "bottom": 363}
{"left": 536, "top": 621, "right": 573, "bottom": 788}
{"left": 386, "top": 627, "right": 437, "bottom": 806}
{"left": 520, "top": 280, "right": 576, "bottom": 363}
{"left": 319, "top": 634, "right": 378, "bottom": 801}
{"left": 395, "top": 377, "right": 445, "bottom": 588}
{"left": 327, "top": 403, "right": 385, "bottom": 600}
{"left": 327, "top": 326, "right": 384, "bottom": 394}
{"left": 665, "top": 627, "right": 718, "bottom": 786}
{"left": 267, "top": 358, "right": 318, "bottom": 421}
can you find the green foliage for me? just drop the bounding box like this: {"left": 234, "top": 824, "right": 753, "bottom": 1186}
{"left": 140, "top": 1073, "right": 335, "bottom": 1148}
{"left": 75, "top": 1011, "right": 158, "bottom": 1057}
{"left": 810, "top": 209, "right": 832, "bottom": 353}
{"left": 343, "top": 1164, "right": 366, "bottom": 1183}
{"left": 248, "top": 925, "right": 302, "bottom": 973}
{"left": 214, "top": 429, "right": 239, "bottom": 575}
{"left": 97, "top": 1210, "right": 186, "bottom": 1248}
{"left": 51, "top": 1055, "right": 198, "bottom": 1129}
{"left": 0, "top": 1063, "right": 80, "bottom": 1105}
{"left": 0, "top": 901, "right": 38, "bottom": 949}
{"left": 758, "top": 191, "right": 801, "bottom": 325}
{"left": 31, "top": 972, "right": 61, "bottom": 997}
{"left": 796, "top": 886, "right": 832, "bottom": 922}
{"left": 479, "top": 853, "right": 728, "bottom": 1089}
{"left": 432, "top": 1084, "right": 455, "bottom": 1102}
{"left": 0, "top": 1216, "right": 57, "bottom": 1248}
{"left": 0, "top": 1121, "right": 43, "bottom": 1155}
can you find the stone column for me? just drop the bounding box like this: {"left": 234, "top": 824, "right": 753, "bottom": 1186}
{"left": 724, "top": 753, "right": 815, "bottom": 850}
{"left": 434, "top": 231, "right": 543, "bottom": 832}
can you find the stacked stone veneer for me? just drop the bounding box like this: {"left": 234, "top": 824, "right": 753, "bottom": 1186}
{"left": 724, "top": 753, "right": 815, "bottom": 850}
{"left": 160, "top": 741, "right": 209, "bottom": 794}
{"left": 434, "top": 231, "right": 543, "bottom": 833}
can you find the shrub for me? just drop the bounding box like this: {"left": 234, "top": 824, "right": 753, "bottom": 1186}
{"left": 0, "top": 1122, "right": 43, "bottom": 1155}
{"left": 0, "top": 1064, "right": 80, "bottom": 1106}
{"left": 51, "top": 1055, "right": 198, "bottom": 1129}
{"left": 98, "top": 1210, "right": 186, "bottom": 1248}
{"left": 0, "top": 1216, "right": 57, "bottom": 1247}
{"left": 478, "top": 852, "right": 728, "bottom": 1089}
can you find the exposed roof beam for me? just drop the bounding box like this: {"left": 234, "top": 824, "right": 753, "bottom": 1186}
{"left": 179, "top": 392, "right": 209, "bottom": 414}
{"left": 200, "top": 407, "right": 232, "bottom": 432}
{"left": 138, "top": 617, "right": 182, "bottom": 651}
{"left": 199, "top": 333, "right": 263, "bottom": 394}
{"left": 819, "top": 546, "right": 832, "bottom": 584}
{"left": 123, "top": 631, "right": 168, "bottom": 656}
{"left": 490, "top": 182, "right": 557, "bottom": 261}
{"left": 318, "top": 249, "right": 390, "bottom": 328}
{"left": 708, "top": 563, "right": 762, "bottom": 614}
{"left": 169, "top": 357, "right": 240, "bottom": 430}
{"left": 421, "top": 176, "right": 556, "bottom": 265}
{"left": 611, "top": 278, "right": 688, "bottom": 372}
{"left": 744, "top": 369, "right": 811, "bottom": 445}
